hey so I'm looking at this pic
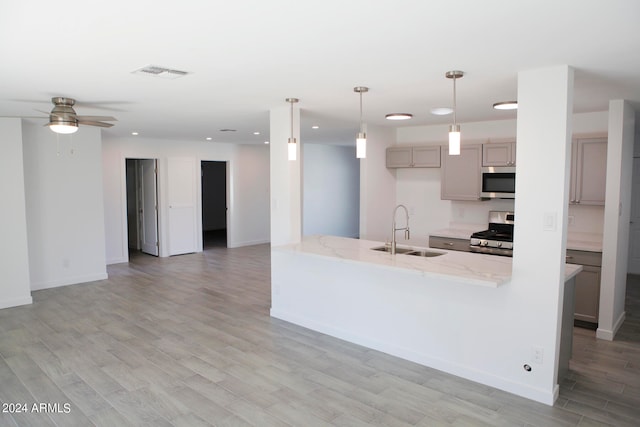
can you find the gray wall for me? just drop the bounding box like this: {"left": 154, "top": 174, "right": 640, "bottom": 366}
{"left": 303, "top": 144, "right": 360, "bottom": 238}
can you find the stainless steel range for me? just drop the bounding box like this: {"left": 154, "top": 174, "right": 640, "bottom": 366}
{"left": 470, "top": 211, "right": 514, "bottom": 256}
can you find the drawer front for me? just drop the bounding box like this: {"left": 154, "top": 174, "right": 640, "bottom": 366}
{"left": 566, "top": 249, "right": 602, "bottom": 267}
{"left": 429, "top": 236, "right": 470, "bottom": 252}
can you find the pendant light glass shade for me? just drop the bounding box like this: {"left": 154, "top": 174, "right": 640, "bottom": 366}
{"left": 287, "top": 137, "right": 297, "bottom": 161}
{"left": 448, "top": 124, "right": 460, "bottom": 155}
{"left": 445, "top": 70, "right": 464, "bottom": 156}
{"left": 356, "top": 132, "right": 366, "bottom": 158}
{"left": 286, "top": 98, "right": 299, "bottom": 161}
{"left": 354, "top": 86, "right": 369, "bottom": 159}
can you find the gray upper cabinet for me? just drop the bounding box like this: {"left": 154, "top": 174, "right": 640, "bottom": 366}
{"left": 441, "top": 144, "right": 483, "bottom": 201}
{"left": 482, "top": 141, "right": 516, "bottom": 166}
{"left": 386, "top": 146, "right": 441, "bottom": 168}
{"left": 570, "top": 137, "right": 607, "bottom": 205}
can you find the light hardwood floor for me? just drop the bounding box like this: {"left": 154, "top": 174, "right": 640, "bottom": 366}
{"left": 0, "top": 244, "right": 639, "bottom": 426}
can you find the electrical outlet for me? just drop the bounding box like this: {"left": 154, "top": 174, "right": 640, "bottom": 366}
{"left": 533, "top": 346, "right": 544, "bottom": 364}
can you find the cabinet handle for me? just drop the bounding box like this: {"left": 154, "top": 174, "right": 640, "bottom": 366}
{"left": 566, "top": 255, "right": 574, "bottom": 261}
{"left": 444, "top": 242, "right": 454, "bottom": 246}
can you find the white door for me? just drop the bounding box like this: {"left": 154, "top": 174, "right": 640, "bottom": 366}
{"left": 140, "top": 159, "right": 159, "bottom": 256}
{"left": 628, "top": 157, "right": 640, "bottom": 274}
{"left": 167, "top": 157, "right": 197, "bottom": 256}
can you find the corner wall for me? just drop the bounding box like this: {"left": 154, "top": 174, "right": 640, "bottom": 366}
{"left": 22, "top": 122, "right": 107, "bottom": 290}
{"left": 0, "top": 119, "right": 32, "bottom": 308}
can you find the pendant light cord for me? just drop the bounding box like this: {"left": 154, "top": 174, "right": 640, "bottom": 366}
{"left": 453, "top": 75, "right": 457, "bottom": 127}
{"left": 359, "top": 91, "right": 363, "bottom": 133}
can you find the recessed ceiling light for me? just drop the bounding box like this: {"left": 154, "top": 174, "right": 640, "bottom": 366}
{"left": 206, "top": 137, "right": 212, "bottom": 141}
{"left": 311, "top": 125, "right": 319, "bottom": 129}
{"left": 131, "top": 132, "right": 139, "bottom": 136}
{"left": 430, "top": 107, "right": 453, "bottom": 116}
{"left": 493, "top": 101, "right": 518, "bottom": 110}
{"left": 385, "top": 113, "right": 413, "bottom": 121}
{"left": 264, "top": 141, "right": 270, "bottom": 145}
{"left": 253, "top": 131, "right": 260, "bottom": 135}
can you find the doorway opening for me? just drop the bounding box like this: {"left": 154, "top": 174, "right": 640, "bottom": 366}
{"left": 201, "top": 161, "right": 227, "bottom": 249}
{"left": 126, "top": 158, "right": 159, "bottom": 257}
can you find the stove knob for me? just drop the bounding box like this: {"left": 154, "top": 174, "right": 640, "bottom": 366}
{"left": 482, "top": 241, "right": 488, "bottom": 246}
{"left": 497, "top": 242, "right": 502, "bottom": 248}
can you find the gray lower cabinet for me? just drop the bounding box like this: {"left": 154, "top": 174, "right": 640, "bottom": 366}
{"left": 566, "top": 249, "right": 602, "bottom": 327}
{"left": 429, "top": 236, "right": 471, "bottom": 252}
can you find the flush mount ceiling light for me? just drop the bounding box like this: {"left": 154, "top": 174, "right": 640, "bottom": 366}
{"left": 286, "top": 98, "right": 299, "bottom": 161}
{"left": 354, "top": 86, "right": 369, "bottom": 159}
{"left": 430, "top": 107, "right": 453, "bottom": 116}
{"left": 445, "top": 70, "right": 464, "bottom": 156}
{"left": 493, "top": 101, "right": 518, "bottom": 110}
{"left": 385, "top": 113, "right": 413, "bottom": 121}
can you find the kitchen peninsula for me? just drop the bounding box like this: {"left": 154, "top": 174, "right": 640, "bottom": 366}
{"left": 271, "top": 235, "right": 582, "bottom": 404}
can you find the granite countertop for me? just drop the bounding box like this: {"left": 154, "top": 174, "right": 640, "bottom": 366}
{"left": 275, "top": 235, "right": 582, "bottom": 288}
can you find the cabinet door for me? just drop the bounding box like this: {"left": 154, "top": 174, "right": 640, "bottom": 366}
{"left": 441, "top": 145, "right": 482, "bottom": 201}
{"left": 386, "top": 147, "right": 412, "bottom": 168}
{"left": 482, "top": 142, "right": 515, "bottom": 166}
{"left": 412, "top": 146, "right": 441, "bottom": 167}
{"left": 571, "top": 137, "right": 607, "bottom": 205}
{"left": 574, "top": 265, "right": 601, "bottom": 324}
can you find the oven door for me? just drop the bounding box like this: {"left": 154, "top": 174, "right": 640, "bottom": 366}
{"left": 480, "top": 167, "right": 516, "bottom": 199}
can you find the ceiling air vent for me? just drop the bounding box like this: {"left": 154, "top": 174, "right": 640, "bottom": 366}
{"left": 132, "top": 65, "right": 189, "bottom": 80}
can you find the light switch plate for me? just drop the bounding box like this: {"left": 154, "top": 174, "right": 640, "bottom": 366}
{"left": 543, "top": 212, "right": 557, "bottom": 231}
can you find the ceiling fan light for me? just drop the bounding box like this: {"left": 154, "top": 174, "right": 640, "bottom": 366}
{"left": 48, "top": 122, "right": 78, "bottom": 134}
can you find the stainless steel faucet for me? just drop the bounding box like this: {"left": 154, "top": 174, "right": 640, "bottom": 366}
{"left": 391, "top": 204, "right": 410, "bottom": 254}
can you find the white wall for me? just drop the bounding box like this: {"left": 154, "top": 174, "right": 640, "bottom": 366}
{"left": 0, "top": 119, "right": 32, "bottom": 308}
{"left": 395, "top": 112, "right": 608, "bottom": 242}
{"left": 303, "top": 144, "right": 359, "bottom": 238}
{"left": 599, "top": 100, "right": 636, "bottom": 340}
{"left": 359, "top": 126, "right": 397, "bottom": 241}
{"left": 22, "top": 122, "right": 108, "bottom": 290}
{"left": 102, "top": 136, "right": 270, "bottom": 264}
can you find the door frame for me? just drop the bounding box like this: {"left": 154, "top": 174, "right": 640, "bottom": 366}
{"left": 122, "top": 156, "right": 162, "bottom": 261}
{"left": 200, "top": 160, "right": 229, "bottom": 249}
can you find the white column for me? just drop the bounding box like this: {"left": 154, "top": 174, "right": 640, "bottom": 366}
{"left": 598, "top": 100, "right": 636, "bottom": 340}
{"left": 512, "top": 65, "right": 573, "bottom": 404}
{"left": 0, "top": 119, "right": 32, "bottom": 308}
{"left": 270, "top": 102, "right": 302, "bottom": 246}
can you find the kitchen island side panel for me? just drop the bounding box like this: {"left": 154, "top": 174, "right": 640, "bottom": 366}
{"left": 271, "top": 246, "right": 575, "bottom": 406}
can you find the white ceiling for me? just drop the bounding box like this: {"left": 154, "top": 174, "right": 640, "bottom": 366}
{"left": 1, "top": 0, "right": 639, "bottom": 145}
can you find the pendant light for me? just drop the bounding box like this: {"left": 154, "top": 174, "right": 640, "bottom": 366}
{"left": 354, "top": 86, "right": 368, "bottom": 159}
{"left": 445, "top": 70, "right": 464, "bottom": 155}
{"left": 286, "top": 98, "right": 299, "bottom": 161}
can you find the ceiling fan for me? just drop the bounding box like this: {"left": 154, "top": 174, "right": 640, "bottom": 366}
{"left": 44, "top": 97, "right": 117, "bottom": 134}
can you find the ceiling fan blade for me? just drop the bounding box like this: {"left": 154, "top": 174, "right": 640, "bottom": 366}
{"left": 78, "top": 120, "right": 114, "bottom": 128}
{"left": 76, "top": 115, "right": 117, "bottom": 122}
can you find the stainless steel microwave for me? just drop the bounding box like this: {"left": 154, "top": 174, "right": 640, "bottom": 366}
{"left": 481, "top": 167, "right": 516, "bottom": 199}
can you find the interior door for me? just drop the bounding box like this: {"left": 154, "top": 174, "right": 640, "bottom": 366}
{"left": 628, "top": 157, "right": 640, "bottom": 274}
{"left": 140, "top": 159, "right": 159, "bottom": 256}
{"left": 167, "top": 157, "right": 197, "bottom": 256}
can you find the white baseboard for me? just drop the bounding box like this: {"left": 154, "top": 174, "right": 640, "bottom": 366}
{"left": 596, "top": 311, "right": 626, "bottom": 341}
{"left": 227, "top": 238, "right": 270, "bottom": 249}
{"left": 107, "top": 256, "right": 128, "bottom": 265}
{"left": 31, "top": 272, "right": 109, "bottom": 291}
{"left": 0, "top": 295, "right": 33, "bottom": 310}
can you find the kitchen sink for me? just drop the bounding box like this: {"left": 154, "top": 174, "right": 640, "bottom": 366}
{"left": 370, "top": 246, "right": 445, "bottom": 257}
{"left": 370, "top": 245, "right": 415, "bottom": 254}
{"left": 405, "top": 249, "right": 445, "bottom": 258}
